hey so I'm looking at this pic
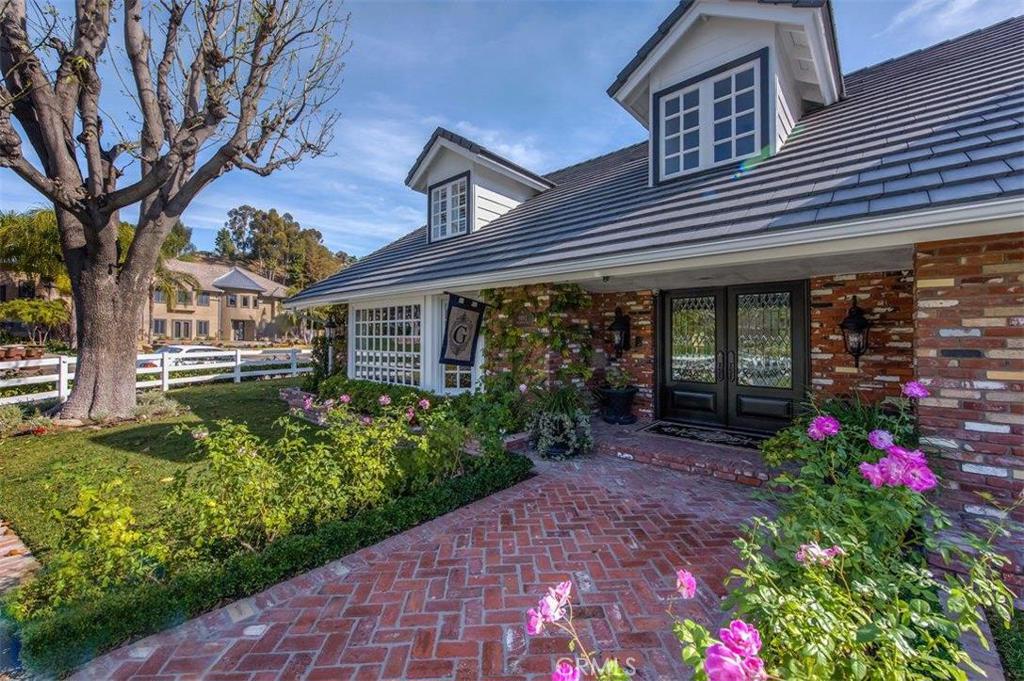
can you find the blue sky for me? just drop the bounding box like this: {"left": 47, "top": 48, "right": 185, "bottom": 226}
{"left": 2, "top": 0, "right": 1021, "bottom": 257}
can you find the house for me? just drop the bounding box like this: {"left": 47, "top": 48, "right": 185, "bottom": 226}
{"left": 143, "top": 259, "right": 289, "bottom": 343}
{"left": 287, "top": 1, "right": 1024, "bottom": 519}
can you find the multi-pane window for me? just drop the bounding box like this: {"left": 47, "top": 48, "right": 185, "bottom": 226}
{"left": 352, "top": 305, "right": 422, "bottom": 386}
{"left": 241, "top": 295, "right": 251, "bottom": 308}
{"left": 197, "top": 320, "right": 210, "bottom": 337}
{"left": 152, "top": 319, "right": 166, "bottom": 335}
{"left": 173, "top": 320, "right": 191, "bottom": 339}
{"left": 177, "top": 290, "right": 191, "bottom": 305}
{"left": 444, "top": 364, "right": 474, "bottom": 392}
{"left": 657, "top": 57, "right": 761, "bottom": 180}
{"left": 154, "top": 290, "right": 166, "bottom": 303}
{"left": 430, "top": 176, "right": 469, "bottom": 241}
{"left": 227, "top": 294, "right": 238, "bottom": 307}
{"left": 712, "top": 66, "right": 757, "bottom": 163}
{"left": 661, "top": 87, "right": 700, "bottom": 178}
{"left": 197, "top": 292, "right": 210, "bottom": 307}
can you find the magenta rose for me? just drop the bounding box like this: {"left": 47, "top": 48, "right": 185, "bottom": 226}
{"left": 902, "top": 381, "right": 929, "bottom": 399}
{"left": 551, "top": 660, "right": 580, "bottom": 681}
{"left": 743, "top": 656, "right": 768, "bottom": 681}
{"left": 868, "top": 429, "right": 894, "bottom": 450}
{"left": 676, "top": 568, "right": 697, "bottom": 599}
{"left": 859, "top": 461, "right": 886, "bottom": 487}
{"left": 902, "top": 463, "right": 938, "bottom": 492}
{"left": 719, "top": 619, "right": 762, "bottom": 657}
{"left": 525, "top": 607, "right": 544, "bottom": 636}
{"left": 704, "top": 643, "right": 749, "bottom": 681}
{"left": 378, "top": 394, "right": 392, "bottom": 406}
{"left": 807, "top": 415, "right": 841, "bottom": 440}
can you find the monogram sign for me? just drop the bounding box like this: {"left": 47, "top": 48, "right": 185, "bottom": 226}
{"left": 440, "top": 294, "right": 487, "bottom": 366}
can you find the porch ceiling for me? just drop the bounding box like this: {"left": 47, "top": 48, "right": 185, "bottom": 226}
{"left": 572, "top": 245, "right": 913, "bottom": 292}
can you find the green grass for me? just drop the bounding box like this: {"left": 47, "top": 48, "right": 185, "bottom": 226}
{"left": 992, "top": 608, "right": 1024, "bottom": 681}
{"left": 0, "top": 378, "right": 300, "bottom": 556}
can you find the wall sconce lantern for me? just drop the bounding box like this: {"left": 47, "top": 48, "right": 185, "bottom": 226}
{"left": 839, "top": 296, "right": 872, "bottom": 367}
{"left": 608, "top": 307, "right": 631, "bottom": 358}
{"left": 323, "top": 319, "right": 337, "bottom": 340}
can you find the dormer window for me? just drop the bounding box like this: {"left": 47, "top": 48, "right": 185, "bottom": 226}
{"left": 654, "top": 49, "right": 767, "bottom": 183}
{"left": 429, "top": 172, "right": 470, "bottom": 242}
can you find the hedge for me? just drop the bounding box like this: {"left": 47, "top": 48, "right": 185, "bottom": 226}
{"left": 15, "top": 452, "right": 533, "bottom": 677}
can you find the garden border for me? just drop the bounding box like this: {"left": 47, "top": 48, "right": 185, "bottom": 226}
{"left": 11, "top": 452, "right": 533, "bottom": 677}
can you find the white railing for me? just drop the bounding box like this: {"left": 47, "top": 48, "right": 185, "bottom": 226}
{"left": 0, "top": 348, "right": 313, "bottom": 406}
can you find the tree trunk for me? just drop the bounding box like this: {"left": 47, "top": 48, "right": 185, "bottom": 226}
{"left": 59, "top": 249, "right": 146, "bottom": 421}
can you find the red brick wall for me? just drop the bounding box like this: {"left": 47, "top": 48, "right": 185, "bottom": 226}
{"left": 810, "top": 271, "right": 916, "bottom": 399}
{"left": 586, "top": 291, "right": 656, "bottom": 418}
{"left": 914, "top": 233, "right": 1024, "bottom": 520}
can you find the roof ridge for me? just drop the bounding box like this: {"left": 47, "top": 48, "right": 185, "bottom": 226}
{"left": 544, "top": 141, "right": 647, "bottom": 180}
{"left": 844, "top": 14, "right": 1023, "bottom": 82}
{"left": 405, "top": 126, "right": 554, "bottom": 189}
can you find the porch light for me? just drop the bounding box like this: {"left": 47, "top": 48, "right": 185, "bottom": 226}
{"left": 839, "top": 296, "right": 872, "bottom": 367}
{"left": 608, "top": 307, "right": 631, "bottom": 358}
{"left": 324, "top": 319, "right": 337, "bottom": 339}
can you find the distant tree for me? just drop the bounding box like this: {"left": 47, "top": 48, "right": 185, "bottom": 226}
{"left": 213, "top": 228, "right": 237, "bottom": 260}
{"left": 0, "top": 209, "right": 70, "bottom": 295}
{"left": 162, "top": 221, "right": 197, "bottom": 260}
{"left": 0, "top": 298, "right": 70, "bottom": 344}
{"left": 0, "top": 0, "right": 349, "bottom": 419}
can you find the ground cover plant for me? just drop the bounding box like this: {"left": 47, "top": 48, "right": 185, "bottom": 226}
{"left": 2, "top": 377, "right": 533, "bottom": 676}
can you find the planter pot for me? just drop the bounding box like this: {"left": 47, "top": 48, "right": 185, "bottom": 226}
{"left": 7, "top": 347, "right": 25, "bottom": 361}
{"left": 25, "top": 347, "right": 44, "bottom": 359}
{"left": 599, "top": 386, "right": 638, "bottom": 425}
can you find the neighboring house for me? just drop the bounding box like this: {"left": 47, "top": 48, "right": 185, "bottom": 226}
{"left": 143, "top": 259, "right": 289, "bottom": 343}
{"left": 288, "top": 1, "right": 1023, "bottom": 518}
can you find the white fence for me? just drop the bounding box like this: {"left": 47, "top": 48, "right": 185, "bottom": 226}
{"left": 0, "top": 348, "right": 313, "bottom": 406}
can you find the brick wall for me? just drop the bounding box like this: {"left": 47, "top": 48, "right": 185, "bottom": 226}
{"left": 914, "top": 233, "right": 1024, "bottom": 520}
{"left": 482, "top": 286, "right": 656, "bottom": 418}
{"left": 810, "top": 271, "right": 915, "bottom": 399}
{"left": 586, "top": 291, "right": 657, "bottom": 418}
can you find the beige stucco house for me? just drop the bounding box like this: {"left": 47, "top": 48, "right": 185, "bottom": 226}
{"left": 142, "top": 260, "right": 289, "bottom": 343}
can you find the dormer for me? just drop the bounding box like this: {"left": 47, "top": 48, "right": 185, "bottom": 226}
{"left": 607, "top": 0, "right": 843, "bottom": 185}
{"left": 405, "top": 128, "right": 554, "bottom": 243}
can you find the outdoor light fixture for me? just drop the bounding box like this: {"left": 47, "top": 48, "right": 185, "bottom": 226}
{"left": 323, "top": 319, "right": 337, "bottom": 339}
{"left": 839, "top": 296, "right": 872, "bottom": 367}
{"left": 608, "top": 307, "right": 631, "bottom": 358}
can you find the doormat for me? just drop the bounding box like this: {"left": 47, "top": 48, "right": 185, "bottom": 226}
{"left": 640, "top": 422, "right": 767, "bottom": 449}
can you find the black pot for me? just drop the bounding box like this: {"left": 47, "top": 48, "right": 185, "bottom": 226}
{"left": 600, "top": 386, "right": 638, "bottom": 424}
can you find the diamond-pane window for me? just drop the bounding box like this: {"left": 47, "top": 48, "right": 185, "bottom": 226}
{"left": 670, "top": 296, "right": 717, "bottom": 383}
{"left": 736, "top": 292, "right": 792, "bottom": 388}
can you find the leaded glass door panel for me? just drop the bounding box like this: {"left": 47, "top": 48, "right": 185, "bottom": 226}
{"left": 659, "top": 281, "right": 807, "bottom": 433}
{"left": 659, "top": 289, "right": 727, "bottom": 425}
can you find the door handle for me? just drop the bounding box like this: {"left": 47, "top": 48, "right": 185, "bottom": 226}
{"left": 727, "top": 350, "right": 737, "bottom": 383}
{"left": 715, "top": 350, "right": 725, "bottom": 382}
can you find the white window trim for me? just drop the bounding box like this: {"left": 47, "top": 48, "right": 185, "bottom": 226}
{"left": 347, "top": 294, "right": 484, "bottom": 394}
{"left": 657, "top": 56, "right": 764, "bottom": 182}
{"left": 429, "top": 174, "right": 470, "bottom": 242}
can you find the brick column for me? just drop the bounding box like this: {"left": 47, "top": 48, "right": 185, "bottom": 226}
{"left": 914, "top": 233, "right": 1024, "bottom": 520}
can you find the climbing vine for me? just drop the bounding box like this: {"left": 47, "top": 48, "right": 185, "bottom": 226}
{"left": 480, "top": 284, "right": 594, "bottom": 388}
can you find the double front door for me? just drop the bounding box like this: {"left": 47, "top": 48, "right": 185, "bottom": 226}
{"left": 659, "top": 281, "right": 808, "bottom": 433}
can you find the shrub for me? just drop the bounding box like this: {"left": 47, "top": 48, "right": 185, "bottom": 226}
{"left": 317, "top": 374, "right": 433, "bottom": 414}
{"left": 674, "top": 384, "right": 1016, "bottom": 681}
{"left": 6, "top": 479, "right": 169, "bottom": 621}
{"left": 0, "top": 404, "right": 23, "bottom": 436}
{"left": 14, "top": 452, "right": 533, "bottom": 677}
{"left": 132, "top": 391, "right": 182, "bottom": 420}
{"left": 529, "top": 386, "right": 592, "bottom": 458}
{"left": 447, "top": 372, "right": 535, "bottom": 456}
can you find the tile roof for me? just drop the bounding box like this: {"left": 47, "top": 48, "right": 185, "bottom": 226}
{"left": 289, "top": 16, "right": 1024, "bottom": 306}
{"left": 167, "top": 259, "right": 288, "bottom": 298}
{"left": 405, "top": 127, "right": 555, "bottom": 189}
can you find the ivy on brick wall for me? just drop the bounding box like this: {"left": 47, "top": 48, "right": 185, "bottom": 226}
{"left": 481, "top": 284, "right": 594, "bottom": 388}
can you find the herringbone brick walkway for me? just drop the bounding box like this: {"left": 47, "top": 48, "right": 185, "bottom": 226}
{"left": 76, "top": 455, "right": 771, "bottom": 681}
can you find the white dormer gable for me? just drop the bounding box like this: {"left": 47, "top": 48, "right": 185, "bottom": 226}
{"left": 607, "top": 0, "right": 843, "bottom": 185}
{"left": 405, "top": 128, "right": 553, "bottom": 242}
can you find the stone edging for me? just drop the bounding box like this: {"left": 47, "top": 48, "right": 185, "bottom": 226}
{"left": 0, "top": 519, "right": 38, "bottom": 594}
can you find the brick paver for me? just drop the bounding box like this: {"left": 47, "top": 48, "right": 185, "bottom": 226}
{"left": 0, "top": 518, "right": 38, "bottom": 593}
{"left": 76, "top": 455, "right": 770, "bottom": 681}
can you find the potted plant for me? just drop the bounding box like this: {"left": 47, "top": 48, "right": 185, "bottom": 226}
{"left": 529, "top": 386, "right": 593, "bottom": 459}
{"left": 598, "top": 365, "right": 638, "bottom": 425}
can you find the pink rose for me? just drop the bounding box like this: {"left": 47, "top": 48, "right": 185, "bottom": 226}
{"left": 867, "top": 429, "right": 893, "bottom": 450}
{"left": 719, "top": 619, "right": 762, "bottom": 658}
{"left": 302, "top": 395, "right": 313, "bottom": 410}
{"left": 406, "top": 408, "right": 416, "bottom": 421}
{"left": 378, "top": 394, "right": 392, "bottom": 406}
{"left": 549, "top": 580, "right": 572, "bottom": 606}
{"left": 551, "top": 660, "right": 580, "bottom": 681}
{"left": 339, "top": 394, "right": 351, "bottom": 404}
{"left": 676, "top": 569, "right": 697, "bottom": 599}
{"left": 518, "top": 383, "right": 528, "bottom": 394}
{"left": 704, "top": 643, "right": 748, "bottom": 681}
{"left": 418, "top": 398, "right": 431, "bottom": 410}
{"left": 360, "top": 416, "right": 373, "bottom": 426}
{"left": 902, "top": 381, "right": 929, "bottom": 399}
{"left": 796, "top": 542, "right": 845, "bottom": 566}
{"left": 742, "top": 656, "right": 768, "bottom": 681}
{"left": 859, "top": 461, "right": 886, "bottom": 487}
{"left": 539, "top": 594, "right": 565, "bottom": 624}
{"left": 807, "top": 415, "right": 841, "bottom": 441}
{"left": 525, "top": 607, "right": 544, "bottom": 636}
{"left": 902, "top": 463, "right": 938, "bottom": 492}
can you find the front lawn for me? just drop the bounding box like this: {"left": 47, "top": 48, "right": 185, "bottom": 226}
{"left": 0, "top": 378, "right": 297, "bottom": 555}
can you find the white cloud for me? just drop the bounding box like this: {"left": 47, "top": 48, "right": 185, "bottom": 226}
{"left": 451, "top": 120, "right": 550, "bottom": 170}
{"left": 878, "top": 0, "right": 1020, "bottom": 39}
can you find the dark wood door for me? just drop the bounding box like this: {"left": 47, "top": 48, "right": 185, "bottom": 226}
{"left": 659, "top": 281, "right": 807, "bottom": 433}
{"left": 659, "top": 288, "right": 727, "bottom": 425}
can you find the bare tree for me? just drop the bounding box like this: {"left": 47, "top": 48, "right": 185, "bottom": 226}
{"left": 0, "top": 0, "right": 348, "bottom": 419}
